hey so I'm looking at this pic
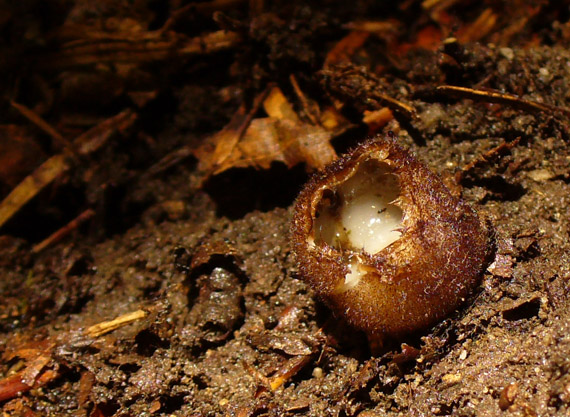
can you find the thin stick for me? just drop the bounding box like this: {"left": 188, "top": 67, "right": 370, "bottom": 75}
{"left": 290, "top": 74, "right": 320, "bottom": 125}
{"left": 32, "top": 208, "right": 96, "bottom": 253}
{"left": 0, "top": 110, "right": 136, "bottom": 230}
{"left": 0, "top": 154, "right": 70, "bottom": 229}
{"left": 43, "top": 30, "right": 241, "bottom": 69}
{"left": 436, "top": 85, "right": 570, "bottom": 116}
{"left": 10, "top": 100, "right": 77, "bottom": 153}
{"left": 85, "top": 310, "right": 148, "bottom": 338}
{"left": 456, "top": 137, "right": 521, "bottom": 183}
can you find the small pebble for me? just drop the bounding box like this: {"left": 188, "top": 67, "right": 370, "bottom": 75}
{"left": 312, "top": 367, "right": 323, "bottom": 378}
{"left": 499, "top": 47, "right": 514, "bottom": 61}
{"left": 499, "top": 382, "right": 518, "bottom": 410}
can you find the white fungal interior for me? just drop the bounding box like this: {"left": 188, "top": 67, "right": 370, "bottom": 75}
{"left": 313, "top": 159, "right": 403, "bottom": 289}
{"left": 343, "top": 255, "right": 365, "bottom": 290}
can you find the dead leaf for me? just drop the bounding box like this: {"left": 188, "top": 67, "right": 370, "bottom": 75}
{"left": 194, "top": 86, "right": 337, "bottom": 179}
{"left": 213, "top": 117, "right": 336, "bottom": 173}
{"left": 263, "top": 86, "right": 300, "bottom": 122}
{"left": 0, "top": 338, "right": 58, "bottom": 402}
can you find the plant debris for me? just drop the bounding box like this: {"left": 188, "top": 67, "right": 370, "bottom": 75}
{"left": 2, "top": 1, "right": 570, "bottom": 416}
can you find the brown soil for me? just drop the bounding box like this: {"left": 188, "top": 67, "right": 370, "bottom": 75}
{"left": 1, "top": 2, "right": 570, "bottom": 416}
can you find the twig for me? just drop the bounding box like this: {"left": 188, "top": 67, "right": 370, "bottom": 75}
{"left": 0, "top": 154, "right": 71, "bottom": 229}
{"left": 269, "top": 355, "right": 312, "bottom": 391}
{"left": 75, "top": 109, "right": 136, "bottom": 155}
{"left": 145, "top": 145, "right": 194, "bottom": 177}
{"left": 10, "top": 100, "right": 77, "bottom": 154}
{"left": 321, "top": 65, "right": 416, "bottom": 119}
{"left": 456, "top": 137, "right": 521, "bottom": 183}
{"left": 0, "top": 110, "right": 136, "bottom": 230}
{"left": 197, "top": 86, "right": 270, "bottom": 175}
{"left": 85, "top": 310, "right": 148, "bottom": 338}
{"left": 42, "top": 30, "right": 241, "bottom": 69}
{"left": 289, "top": 74, "right": 321, "bottom": 125}
{"left": 32, "top": 208, "right": 95, "bottom": 253}
{"left": 435, "top": 85, "right": 570, "bottom": 116}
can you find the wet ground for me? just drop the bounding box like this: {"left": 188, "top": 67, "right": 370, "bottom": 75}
{"left": 2, "top": 2, "right": 570, "bottom": 416}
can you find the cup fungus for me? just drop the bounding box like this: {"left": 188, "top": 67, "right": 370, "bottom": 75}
{"left": 291, "top": 137, "right": 493, "bottom": 345}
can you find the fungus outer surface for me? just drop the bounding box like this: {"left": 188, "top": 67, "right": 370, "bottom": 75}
{"left": 291, "top": 138, "right": 494, "bottom": 344}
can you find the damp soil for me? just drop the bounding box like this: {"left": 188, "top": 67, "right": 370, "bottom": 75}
{"left": 2, "top": 3, "right": 570, "bottom": 417}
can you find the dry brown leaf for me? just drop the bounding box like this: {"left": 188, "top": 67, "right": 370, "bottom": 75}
{"left": 197, "top": 116, "right": 337, "bottom": 175}
{"left": 263, "top": 86, "right": 300, "bottom": 121}
{"left": 216, "top": 117, "right": 336, "bottom": 173}
{"left": 0, "top": 338, "right": 57, "bottom": 402}
{"left": 194, "top": 103, "right": 255, "bottom": 173}
{"left": 194, "top": 86, "right": 338, "bottom": 179}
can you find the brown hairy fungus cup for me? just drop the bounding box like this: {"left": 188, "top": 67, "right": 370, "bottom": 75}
{"left": 291, "top": 137, "right": 493, "bottom": 345}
